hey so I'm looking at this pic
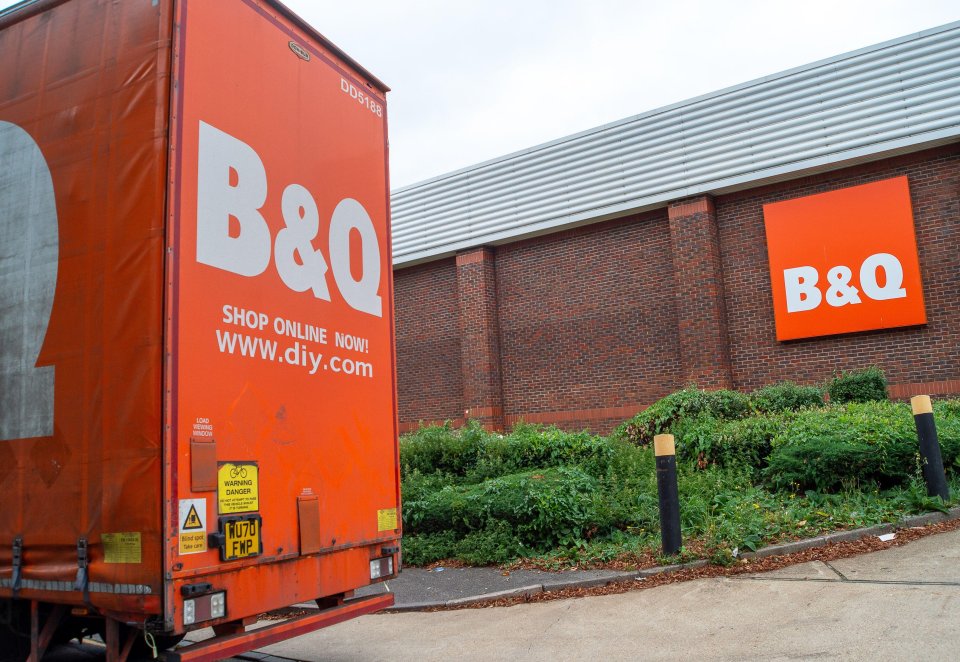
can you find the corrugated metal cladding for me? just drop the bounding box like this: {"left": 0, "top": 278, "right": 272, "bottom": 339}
{"left": 391, "top": 21, "right": 960, "bottom": 267}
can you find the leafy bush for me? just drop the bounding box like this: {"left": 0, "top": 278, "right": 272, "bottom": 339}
{"left": 399, "top": 400, "right": 960, "bottom": 567}
{"left": 399, "top": 420, "right": 487, "bottom": 478}
{"left": 401, "top": 530, "right": 458, "bottom": 566}
{"left": 402, "top": 524, "right": 530, "bottom": 566}
{"left": 470, "top": 424, "right": 616, "bottom": 481}
{"left": 827, "top": 366, "right": 888, "bottom": 404}
{"left": 615, "top": 387, "right": 751, "bottom": 446}
{"left": 671, "top": 415, "right": 723, "bottom": 465}
{"left": 674, "top": 414, "right": 785, "bottom": 471}
{"left": 400, "top": 426, "right": 659, "bottom": 564}
{"left": 751, "top": 381, "right": 823, "bottom": 413}
{"left": 403, "top": 467, "right": 606, "bottom": 553}
{"left": 400, "top": 421, "right": 615, "bottom": 482}
{"left": 765, "top": 401, "right": 960, "bottom": 491}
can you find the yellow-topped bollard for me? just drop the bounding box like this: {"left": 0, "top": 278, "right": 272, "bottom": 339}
{"left": 911, "top": 395, "right": 949, "bottom": 501}
{"left": 654, "top": 433, "right": 682, "bottom": 555}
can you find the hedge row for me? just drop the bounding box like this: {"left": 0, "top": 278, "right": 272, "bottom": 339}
{"left": 399, "top": 417, "right": 958, "bottom": 565}
{"left": 399, "top": 368, "right": 958, "bottom": 566}
{"left": 616, "top": 369, "right": 888, "bottom": 447}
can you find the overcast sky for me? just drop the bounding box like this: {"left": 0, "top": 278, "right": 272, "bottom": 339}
{"left": 3, "top": 0, "right": 958, "bottom": 188}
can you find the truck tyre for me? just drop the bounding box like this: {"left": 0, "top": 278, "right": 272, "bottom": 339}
{"left": 93, "top": 623, "right": 186, "bottom": 655}
{"left": 0, "top": 600, "right": 30, "bottom": 662}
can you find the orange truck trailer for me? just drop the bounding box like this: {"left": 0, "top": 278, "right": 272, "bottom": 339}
{"left": 0, "top": 0, "right": 400, "bottom": 659}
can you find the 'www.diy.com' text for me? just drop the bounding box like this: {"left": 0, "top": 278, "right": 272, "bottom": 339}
{"left": 215, "top": 330, "right": 373, "bottom": 378}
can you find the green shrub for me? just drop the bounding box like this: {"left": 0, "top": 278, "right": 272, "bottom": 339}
{"left": 401, "top": 530, "right": 458, "bottom": 566}
{"left": 827, "top": 366, "right": 887, "bottom": 404}
{"left": 453, "top": 522, "right": 530, "bottom": 565}
{"left": 615, "top": 387, "right": 751, "bottom": 446}
{"left": 751, "top": 381, "right": 823, "bottom": 413}
{"left": 401, "top": 432, "right": 656, "bottom": 565}
{"left": 597, "top": 441, "right": 658, "bottom": 529}
{"left": 765, "top": 401, "right": 960, "bottom": 491}
{"left": 402, "top": 467, "right": 606, "bottom": 551}
{"left": 674, "top": 415, "right": 785, "bottom": 471}
{"left": 400, "top": 401, "right": 960, "bottom": 567}
{"left": 399, "top": 422, "right": 614, "bottom": 482}
{"left": 471, "top": 424, "right": 616, "bottom": 481}
{"left": 671, "top": 415, "right": 723, "bottom": 465}
{"left": 399, "top": 420, "right": 488, "bottom": 478}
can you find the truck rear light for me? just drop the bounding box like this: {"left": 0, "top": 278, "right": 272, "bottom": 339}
{"left": 183, "top": 599, "right": 196, "bottom": 626}
{"left": 211, "top": 592, "right": 226, "bottom": 619}
{"left": 370, "top": 557, "right": 393, "bottom": 580}
{"left": 183, "top": 590, "right": 227, "bottom": 626}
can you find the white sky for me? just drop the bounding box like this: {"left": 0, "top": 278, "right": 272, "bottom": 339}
{"left": 2, "top": 0, "right": 958, "bottom": 188}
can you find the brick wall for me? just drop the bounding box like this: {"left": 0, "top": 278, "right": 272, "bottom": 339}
{"left": 392, "top": 144, "right": 960, "bottom": 433}
{"left": 668, "top": 196, "right": 733, "bottom": 388}
{"left": 717, "top": 145, "right": 960, "bottom": 394}
{"left": 495, "top": 211, "right": 681, "bottom": 423}
{"left": 393, "top": 258, "right": 462, "bottom": 425}
{"left": 456, "top": 248, "right": 504, "bottom": 429}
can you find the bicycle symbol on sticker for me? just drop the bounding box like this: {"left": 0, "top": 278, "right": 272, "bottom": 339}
{"left": 217, "top": 461, "right": 259, "bottom": 514}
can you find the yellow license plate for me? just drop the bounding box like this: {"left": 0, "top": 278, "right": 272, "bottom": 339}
{"left": 219, "top": 514, "right": 262, "bottom": 561}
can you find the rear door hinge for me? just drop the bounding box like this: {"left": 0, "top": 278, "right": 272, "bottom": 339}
{"left": 74, "top": 536, "right": 90, "bottom": 603}
{"left": 11, "top": 536, "right": 23, "bottom": 598}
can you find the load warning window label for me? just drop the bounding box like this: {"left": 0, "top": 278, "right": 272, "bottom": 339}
{"left": 178, "top": 498, "right": 208, "bottom": 555}
{"left": 218, "top": 461, "right": 260, "bottom": 514}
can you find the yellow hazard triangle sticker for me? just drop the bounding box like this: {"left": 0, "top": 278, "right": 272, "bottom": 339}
{"left": 183, "top": 504, "right": 203, "bottom": 530}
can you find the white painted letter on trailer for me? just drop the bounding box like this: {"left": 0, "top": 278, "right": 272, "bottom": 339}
{"left": 275, "top": 184, "right": 331, "bottom": 301}
{"left": 196, "top": 121, "right": 271, "bottom": 277}
{"left": 329, "top": 198, "right": 383, "bottom": 317}
{"left": 0, "top": 121, "right": 58, "bottom": 440}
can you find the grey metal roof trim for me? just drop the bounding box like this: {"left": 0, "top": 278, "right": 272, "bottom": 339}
{"left": 391, "top": 21, "right": 960, "bottom": 268}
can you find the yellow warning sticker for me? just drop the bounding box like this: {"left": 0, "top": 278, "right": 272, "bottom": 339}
{"left": 218, "top": 462, "right": 259, "bottom": 514}
{"left": 377, "top": 508, "right": 398, "bottom": 532}
{"left": 178, "top": 498, "right": 207, "bottom": 555}
{"left": 102, "top": 532, "right": 142, "bottom": 564}
{"left": 183, "top": 505, "right": 203, "bottom": 530}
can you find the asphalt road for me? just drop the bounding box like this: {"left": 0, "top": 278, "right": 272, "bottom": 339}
{"left": 261, "top": 527, "right": 960, "bottom": 661}
{"left": 32, "top": 527, "right": 960, "bottom": 661}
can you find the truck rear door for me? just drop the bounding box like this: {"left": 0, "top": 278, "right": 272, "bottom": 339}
{"left": 163, "top": 0, "right": 399, "bottom": 633}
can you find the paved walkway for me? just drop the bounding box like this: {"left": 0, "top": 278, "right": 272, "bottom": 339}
{"left": 41, "top": 511, "right": 960, "bottom": 660}
{"left": 344, "top": 508, "right": 959, "bottom": 612}
{"left": 351, "top": 566, "right": 638, "bottom": 610}
{"left": 257, "top": 527, "right": 960, "bottom": 661}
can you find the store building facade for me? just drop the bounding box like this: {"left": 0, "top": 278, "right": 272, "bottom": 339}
{"left": 390, "top": 22, "right": 960, "bottom": 433}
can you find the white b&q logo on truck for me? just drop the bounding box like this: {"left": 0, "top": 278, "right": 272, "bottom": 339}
{"left": 195, "top": 121, "right": 383, "bottom": 317}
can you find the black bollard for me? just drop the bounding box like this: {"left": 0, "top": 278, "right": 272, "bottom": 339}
{"left": 911, "top": 395, "right": 950, "bottom": 501}
{"left": 654, "top": 433, "right": 682, "bottom": 555}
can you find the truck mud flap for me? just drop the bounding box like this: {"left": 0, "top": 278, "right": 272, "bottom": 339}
{"left": 166, "top": 592, "right": 393, "bottom": 661}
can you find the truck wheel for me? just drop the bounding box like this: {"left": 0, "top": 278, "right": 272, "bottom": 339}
{"left": 119, "top": 627, "right": 186, "bottom": 655}
{"left": 93, "top": 623, "right": 186, "bottom": 654}
{"left": 146, "top": 632, "right": 187, "bottom": 651}
{"left": 0, "top": 600, "right": 30, "bottom": 662}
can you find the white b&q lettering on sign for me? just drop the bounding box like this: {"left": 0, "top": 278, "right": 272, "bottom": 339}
{"left": 783, "top": 253, "right": 908, "bottom": 313}
{"left": 195, "top": 121, "right": 383, "bottom": 317}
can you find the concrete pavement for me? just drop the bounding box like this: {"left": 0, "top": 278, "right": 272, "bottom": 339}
{"left": 257, "top": 527, "right": 960, "bottom": 661}
{"left": 346, "top": 508, "right": 960, "bottom": 612}
{"left": 351, "top": 566, "right": 640, "bottom": 610}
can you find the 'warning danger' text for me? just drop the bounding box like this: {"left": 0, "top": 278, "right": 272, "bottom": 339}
{"left": 223, "top": 479, "right": 254, "bottom": 496}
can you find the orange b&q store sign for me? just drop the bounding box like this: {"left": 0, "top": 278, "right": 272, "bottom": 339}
{"left": 763, "top": 176, "right": 926, "bottom": 341}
